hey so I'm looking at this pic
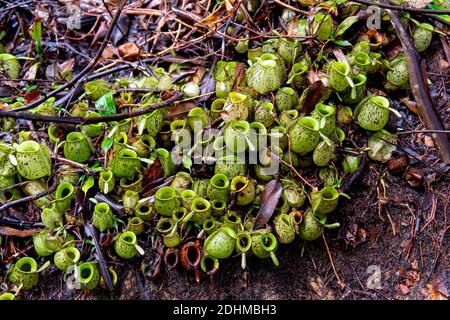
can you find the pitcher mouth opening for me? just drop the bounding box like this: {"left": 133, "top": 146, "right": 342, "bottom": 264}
{"left": 211, "top": 200, "right": 226, "bottom": 210}
{"left": 96, "top": 203, "right": 109, "bottom": 214}
{"left": 101, "top": 171, "right": 113, "bottom": 181}
{"left": 193, "top": 198, "right": 210, "bottom": 212}
{"left": 321, "top": 187, "right": 338, "bottom": 200}
{"left": 16, "top": 257, "right": 37, "bottom": 273}
{"left": 299, "top": 117, "right": 320, "bottom": 131}
{"left": 16, "top": 140, "right": 40, "bottom": 153}
{"left": 157, "top": 187, "right": 175, "bottom": 200}
{"left": 66, "top": 132, "right": 84, "bottom": 142}
{"left": 79, "top": 264, "right": 94, "bottom": 282}
{"left": 353, "top": 74, "right": 367, "bottom": 87}
{"left": 316, "top": 103, "right": 335, "bottom": 117}
{"left": 260, "top": 233, "right": 277, "bottom": 251}
{"left": 118, "top": 149, "right": 137, "bottom": 158}
{"left": 121, "top": 232, "right": 137, "bottom": 244}
{"left": 137, "top": 203, "right": 150, "bottom": 213}
{"left": 371, "top": 96, "right": 390, "bottom": 109}
{"left": 56, "top": 183, "right": 74, "bottom": 200}
{"left": 331, "top": 61, "right": 349, "bottom": 75}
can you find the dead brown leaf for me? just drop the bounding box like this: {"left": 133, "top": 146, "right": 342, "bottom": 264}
{"left": 387, "top": 155, "right": 410, "bottom": 172}
{"left": 0, "top": 226, "right": 40, "bottom": 237}
{"left": 195, "top": 5, "right": 226, "bottom": 28}
{"left": 118, "top": 43, "right": 140, "bottom": 61}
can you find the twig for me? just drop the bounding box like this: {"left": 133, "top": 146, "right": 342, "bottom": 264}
{"left": 8, "top": 0, "right": 127, "bottom": 112}
{"left": 272, "top": 0, "right": 309, "bottom": 15}
{"left": 0, "top": 91, "right": 182, "bottom": 124}
{"left": 84, "top": 223, "right": 114, "bottom": 291}
{"left": 322, "top": 234, "right": 345, "bottom": 289}
{"left": 350, "top": 0, "right": 450, "bottom": 14}
{"left": 0, "top": 0, "right": 32, "bottom": 13}
{"left": 396, "top": 129, "right": 450, "bottom": 135}
{"left": 0, "top": 180, "right": 57, "bottom": 212}
{"left": 387, "top": 9, "right": 450, "bottom": 164}
{"left": 0, "top": 216, "right": 44, "bottom": 228}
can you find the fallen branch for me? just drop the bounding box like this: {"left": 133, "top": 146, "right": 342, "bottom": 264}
{"left": 387, "top": 9, "right": 450, "bottom": 164}
{"left": 0, "top": 91, "right": 182, "bottom": 124}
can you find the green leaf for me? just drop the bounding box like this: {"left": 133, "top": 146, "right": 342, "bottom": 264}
{"left": 25, "top": 84, "right": 38, "bottom": 92}
{"left": 316, "top": 212, "right": 328, "bottom": 225}
{"left": 334, "top": 40, "right": 352, "bottom": 47}
{"left": 101, "top": 137, "right": 113, "bottom": 153}
{"left": 89, "top": 160, "right": 102, "bottom": 169}
{"left": 182, "top": 155, "right": 193, "bottom": 170}
{"left": 335, "top": 16, "right": 359, "bottom": 37}
{"left": 82, "top": 176, "right": 95, "bottom": 195}
{"left": 28, "top": 21, "right": 43, "bottom": 55}
{"left": 95, "top": 92, "right": 116, "bottom": 116}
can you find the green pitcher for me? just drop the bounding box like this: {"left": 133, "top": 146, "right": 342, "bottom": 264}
{"left": 204, "top": 226, "right": 237, "bottom": 259}
{"left": 54, "top": 182, "right": 75, "bottom": 213}
{"left": 207, "top": 173, "right": 230, "bottom": 202}
{"left": 190, "top": 197, "right": 211, "bottom": 225}
{"left": 54, "top": 246, "right": 80, "bottom": 272}
{"left": 77, "top": 262, "right": 100, "bottom": 290}
{"left": 274, "top": 213, "right": 296, "bottom": 244}
{"left": 114, "top": 231, "right": 139, "bottom": 259}
{"left": 41, "top": 203, "right": 63, "bottom": 229}
{"left": 222, "top": 92, "right": 250, "bottom": 121}
{"left": 230, "top": 176, "right": 256, "bottom": 206}
{"left": 354, "top": 96, "right": 397, "bottom": 131}
{"left": 63, "top": 132, "right": 92, "bottom": 163}
{"left": 288, "top": 116, "right": 320, "bottom": 155}
{"left": 8, "top": 257, "right": 49, "bottom": 290}
{"left": 99, "top": 170, "right": 115, "bottom": 194}
{"left": 328, "top": 61, "right": 351, "bottom": 92}
{"left": 15, "top": 140, "right": 52, "bottom": 180}
{"left": 110, "top": 149, "right": 140, "bottom": 178}
{"left": 311, "top": 103, "right": 336, "bottom": 136}
{"left": 93, "top": 202, "right": 114, "bottom": 232}
{"left": 246, "top": 53, "right": 286, "bottom": 94}
{"left": 154, "top": 186, "right": 181, "bottom": 216}
{"left": 251, "top": 230, "right": 279, "bottom": 266}
{"left": 311, "top": 186, "right": 348, "bottom": 215}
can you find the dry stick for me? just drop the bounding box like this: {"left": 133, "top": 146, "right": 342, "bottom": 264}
{"left": 350, "top": 0, "right": 450, "bottom": 14}
{"left": 8, "top": 0, "right": 127, "bottom": 112}
{"left": 0, "top": 216, "right": 44, "bottom": 228}
{"left": 0, "top": 181, "right": 57, "bottom": 212}
{"left": 322, "top": 234, "right": 344, "bottom": 289}
{"left": 0, "top": 91, "right": 182, "bottom": 124}
{"left": 396, "top": 129, "right": 450, "bottom": 135}
{"left": 387, "top": 10, "right": 450, "bottom": 165}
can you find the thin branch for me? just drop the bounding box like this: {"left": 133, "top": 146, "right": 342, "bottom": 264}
{"left": 10, "top": 0, "right": 127, "bottom": 112}
{"left": 0, "top": 216, "right": 44, "bottom": 228}
{"left": 396, "top": 129, "right": 450, "bottom": 135}
{"left": 0, "top": 180, "right": 57, "bottom": 212}
{"left": 0, "top": 91, "right": 182, "bottom": 124}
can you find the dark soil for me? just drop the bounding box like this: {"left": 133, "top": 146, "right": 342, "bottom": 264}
{"left": 20, "top": 166, "right": 449, "bottom": 300}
